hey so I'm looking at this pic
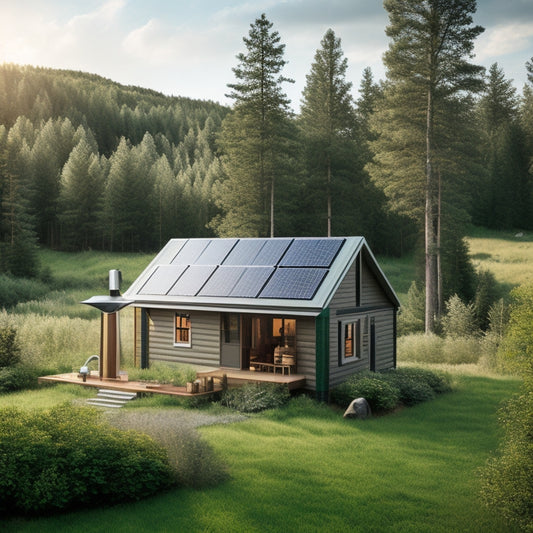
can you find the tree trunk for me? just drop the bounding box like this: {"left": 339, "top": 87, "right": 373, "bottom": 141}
{"left": 425, "top": 87, "right": 438, "bottom": 334}
{"left": 270, "top": 174, "right": 275, "bottom": 238}
{"left": 327, "top": 158, "right": 332, "bottom": 237}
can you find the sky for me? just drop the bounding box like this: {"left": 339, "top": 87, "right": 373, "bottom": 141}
{"left": 0, "top": 0, "right": 532, "bottom": 111}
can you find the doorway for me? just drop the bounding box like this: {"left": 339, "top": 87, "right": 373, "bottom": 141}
{"left": 220, "top": 313, "right": 240, "bottom": 368}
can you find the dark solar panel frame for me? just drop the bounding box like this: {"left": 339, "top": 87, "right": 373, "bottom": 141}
{"left": 252, "top": 239, "right": 292, "bottom": 266}
{"left": 194, "top": 239, "right": 238, "bottom": 265}
{"left": 230, "top": 267, "right": 275, "bottom": 298}
{"left": 170, "top": 239, "right": 210, "bottom": 265}
{"left": 167, "top": 265, "right": 216, "bottom": 296}
{"left": 280, "top": 238, "right": 345, "bottom": 268}
{"left": 138, "top": 265, "right": 188, "bottom": 295}
{"left": 259, "top": 267, "right": 328, "bottom": 300}
{"left": 198, "top": 266, "right": 247, "bottom": 297}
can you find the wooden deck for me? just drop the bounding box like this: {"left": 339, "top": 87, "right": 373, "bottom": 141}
{"left": 38, "top": 373, "right": 221, "bottom": 397}
{"left": 38, "top": 368, "right": 306, "bottom": 395}
{"left": 196, "top": 368, "right": 306, "bottom": 391}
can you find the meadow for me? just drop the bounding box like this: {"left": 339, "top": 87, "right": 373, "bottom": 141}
{"left": 0, "top": 227, "right": 529, "bottom": 531}
{"left": 0, "top": 373, "right": 521, "bottom": 532}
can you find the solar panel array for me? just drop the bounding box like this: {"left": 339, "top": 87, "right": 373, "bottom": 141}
{"left": 139, "top": 238, "right": 345, "bottom": 300}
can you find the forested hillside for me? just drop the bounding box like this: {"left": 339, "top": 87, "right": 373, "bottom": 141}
{"left": 0, "top": 64, "right": 228, "bottom": 270}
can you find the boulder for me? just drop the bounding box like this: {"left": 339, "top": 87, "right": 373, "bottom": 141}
{"left": 343, "top": 397, "right": 372, "bottom": 419}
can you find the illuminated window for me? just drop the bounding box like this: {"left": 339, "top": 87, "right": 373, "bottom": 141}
{"left": 174, "top": 313, "right": 191, "bottom": 346}
{"left": 340, "top": 319, "right": 362, "bottom": 363}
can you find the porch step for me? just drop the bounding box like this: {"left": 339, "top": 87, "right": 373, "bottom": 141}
{"left": 86, "top": 389, "right": 137, "bottom": 409}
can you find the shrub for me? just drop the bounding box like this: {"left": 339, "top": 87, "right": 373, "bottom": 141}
{"left": 397, "top": 281, "right": 425, "bottom": 336}
{"left": 379, "top": 370, "right": 435, "bottom": 406}
{"left": 441, "top": 294, "right": 479, "bottom": 339}
{"left": 391, "top": 367, "right": 452, "bottom": 394}
{"left": 331, "top": 375, "right": 400, "bottom": 413}
{"left": 0, "top": 404, "right": 173, "bottom": 515}
{"left": 480, "top": 393, "right": 533, "bottom": 532}
{"left": 331, "top": 368, "right": 451, "bottom": 412}
{"left": 0, "top": 325, "right": 21, "bottom": 367}
{"left": 0, "top": 274, "right": 48, "bottom": 309}
{"left": 220, "top": 383, "right": 290, "bottom": 413}
{"left": 0, "top": 365, "right": 39, "bottom": 393}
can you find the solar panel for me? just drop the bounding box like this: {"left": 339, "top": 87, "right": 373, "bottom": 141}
{"left": 167, "top": 265, "right": 216, "bottom": 296}
{"left": 171, "top": 239, "right": 210, "bottom": 265}
{"left": 198, "top": 266, "right": 247, "bottom": 297}
{"left": 230, "top": 267, "right": 275, "bottom": 298}
{"left": 139, "top": 265, "right": 187, "bottom": 295}
{"left": 280, "top": 238, "right": 344, "bottom": 268}
{"left": 195, "top": 239, "right": 237, "bottom": 265}
{"left": 222, "top": 239, "right": 266, "bottom": 266}
{"left": 259, "top": 267, "right": 328, "bottom": 300}
{"left": 252, "top": 239, "right": 292, "bottom": 266}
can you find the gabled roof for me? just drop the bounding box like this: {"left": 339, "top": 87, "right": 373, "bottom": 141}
{"left": 124, "top": 237, "right": 400, "bottom": 316}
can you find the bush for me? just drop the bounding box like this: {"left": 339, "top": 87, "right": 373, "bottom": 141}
{"left": 331, "top": 374, "right": 400, "bottom": 413}
{"left": 220, "top": 383, "right": 290, "bottom": 413}
{"left": 0, "top": 274, "right": 48, "bottom": 309}
{"left": 331, "top": 368, "right": 451, "bottom": 412}
{"left": 480, "top": 393, "right": 533, "bottom": 532}
{"left": 0, "top": 325, "right": 21, "bottom": 367}
{"left": 379, "top": 369, "right": 435, "bottom": 406}
{"left": 0, "top": 364, "right": 39, "bottom": 393}
{"left": 0, "top": 404, "right": 173, "bottom": 515}
{"left": 441, "top": 294, "right": 479, "bottom": 339}
{"left": 391, "top": 367, "right": 452, "bottom": 394}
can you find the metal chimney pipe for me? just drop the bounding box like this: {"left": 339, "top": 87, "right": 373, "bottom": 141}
{"left": 109, "top": 269, "right": 121, "bottom": 296}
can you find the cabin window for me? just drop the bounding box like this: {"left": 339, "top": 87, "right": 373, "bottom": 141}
{"left": 174, "top": 313, "right": 191, "bottom": 347}
{"left": 339, "top": 318, "right": 362, "bottom": 363}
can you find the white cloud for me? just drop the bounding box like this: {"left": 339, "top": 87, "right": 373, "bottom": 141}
{"left": 475, "top": 22, "right": 533, "bottom": 60}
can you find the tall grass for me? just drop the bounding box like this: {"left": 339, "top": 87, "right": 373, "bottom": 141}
{"left": 0, "top": 308, "right": 134, "bottom": 373}
{"left": 467, "top": 226, "right": 533, "bottom": 289}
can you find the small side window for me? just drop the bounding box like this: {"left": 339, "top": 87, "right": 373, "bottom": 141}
{"left": 339, "top": 319, "right": 361, "bottom": 364}
{"left": 174, "top": 313, "right": 191, "bottom": 347}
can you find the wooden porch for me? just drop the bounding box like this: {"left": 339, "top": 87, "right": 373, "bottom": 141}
{"left": 196, "top": 368, "right": 306, "bottom": 391}
{"left": 38, "top": 372, "right": 221, "bottom": 397}
{"left": 38, "top": 368, "right": 306, "bottom": 396}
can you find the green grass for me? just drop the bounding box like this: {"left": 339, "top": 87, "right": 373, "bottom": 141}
{"left": 376, "top": 253, "right": 416, "bottom": 304}
{"left": 466, "top": 226, "right": 533, "bottom": 290}
{"left": 1, "top": 374, "right": 521, "bottom": 532}
{"left": 0, "top": 384, "right": 96, "bottom": 410}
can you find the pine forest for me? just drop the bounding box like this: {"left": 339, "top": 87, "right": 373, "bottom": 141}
{"left": 1, "top": 8, "right": 533, "bottom": 331}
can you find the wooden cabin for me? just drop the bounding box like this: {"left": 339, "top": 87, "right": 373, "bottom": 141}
{"left": 124, "top": 237, "right": 400, "bottom": 400}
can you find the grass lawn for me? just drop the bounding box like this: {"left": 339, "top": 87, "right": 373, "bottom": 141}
{"left": 1, "top": 374, "right": 521, "bottom": 533}
{"left": 466, "top": 226, "right": 533, "bottom": 289}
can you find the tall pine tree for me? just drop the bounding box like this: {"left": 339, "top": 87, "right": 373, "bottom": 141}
{"left": 214, "top": 13, "right": 294, "bottom": 237}
{"left": 369, "top": 0, "right": 484, "bottom": 332}
{"left": 299, "top": 29, "right": 356, "bottom": 236}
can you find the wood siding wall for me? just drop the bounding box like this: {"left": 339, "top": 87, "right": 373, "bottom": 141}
{"left": 295, "top": 316, "right": 317, "bottom": 390}
{"left": 147, "top": 309, "right": 220, "bottom": 367}
{"left": 327, "top": 254, "right": 396, "bottom": 389}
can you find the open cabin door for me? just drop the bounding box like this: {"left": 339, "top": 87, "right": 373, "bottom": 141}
{"left": 220, "top": 313, "right": 241, "bottom": 368}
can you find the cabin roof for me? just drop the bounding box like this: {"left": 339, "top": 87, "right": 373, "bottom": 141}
{"left": 124, "top": 237, "right": 400, "bottom": 316}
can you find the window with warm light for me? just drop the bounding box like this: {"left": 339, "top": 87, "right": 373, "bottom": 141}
{"left": 340, "top": 318, "right": 362, "bottom": 363}
{"left": 174, "top": 313, "right": 191, "bottom": 347}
